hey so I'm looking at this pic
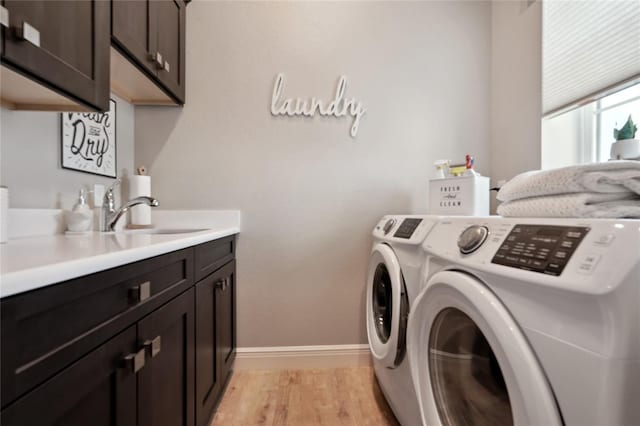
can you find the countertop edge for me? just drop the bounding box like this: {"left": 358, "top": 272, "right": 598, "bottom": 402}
{"left": 0, "top": 227, "right": 239, "bottom": 299}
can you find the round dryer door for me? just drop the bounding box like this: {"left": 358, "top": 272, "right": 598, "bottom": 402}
{"left": 366, "top": 243, "right": 409, "bottom": 368}
{"left": 407, "top": 271, "right": 562, "bottom": 426}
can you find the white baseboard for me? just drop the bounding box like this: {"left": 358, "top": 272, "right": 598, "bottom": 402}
{"left": 235, "top": 344, "right": 371, "bottom": 370}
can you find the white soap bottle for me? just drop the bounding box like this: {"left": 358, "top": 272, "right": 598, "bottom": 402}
{"left": 67, "top": 189, "right": 93, "bottom": 232}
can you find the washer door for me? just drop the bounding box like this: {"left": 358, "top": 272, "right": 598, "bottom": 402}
{"left": 407, "top": 271, "right": 561, "bottom": 426}
{"left": 366, "top": 243, "right": 408, "bottom": 368}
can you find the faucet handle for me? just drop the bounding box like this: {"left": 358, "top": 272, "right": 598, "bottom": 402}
{"left": 105, "top": 178, "right": 121, "bottom": 196}
{"left": 104, "top": 178, "right": 121, "bottom": 206}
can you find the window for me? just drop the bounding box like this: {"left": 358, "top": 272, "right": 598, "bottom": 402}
{"left": 541, "top": 0, "right": 639, "bottom": 169}
{"left": 542, "top": 83, "right": 640, "bottom": 169}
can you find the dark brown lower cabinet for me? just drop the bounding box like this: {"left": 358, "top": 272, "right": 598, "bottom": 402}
{"left": 0, "top": 236, "right": 236, "bottom": 425}
{"left": 139, "top": 288, "right": 195, "bottom": 426}
{"left": 216, "top": 260, "right": 237, "bottom": 390}
{"left": 195, "top": 259, "right": 237, "bottom": 426}
{"left": 1, "top": 326, "right": 138, "bottom": 426}
{"left": 1, "top": 289, "right": 196, "bottom": 426}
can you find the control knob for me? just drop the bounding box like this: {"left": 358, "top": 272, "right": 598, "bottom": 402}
{"left": 458, "top": 225, "right": 489, "bottom": 254}
{"left": 383, "top": 218, "right": 396, "bottom": 235}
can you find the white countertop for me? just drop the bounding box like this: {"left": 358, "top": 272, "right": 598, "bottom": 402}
{"left": 0, "top": 210, "right": 240, "bottom": 299}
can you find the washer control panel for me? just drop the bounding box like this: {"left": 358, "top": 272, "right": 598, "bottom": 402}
{"left": 491, "top": 225, "right": 590, "bottom": 276}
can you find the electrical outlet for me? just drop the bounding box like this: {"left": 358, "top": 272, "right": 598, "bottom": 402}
{"left": 93, "top": 184, "right": 105, "bottom": 208}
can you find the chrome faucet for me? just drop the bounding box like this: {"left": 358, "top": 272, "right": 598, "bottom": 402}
{"left": 101, "top": 179, "right": 159, "bottom": 232}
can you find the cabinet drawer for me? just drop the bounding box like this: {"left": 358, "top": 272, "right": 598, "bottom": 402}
{"left": 194, "top": 235, "right": 235, "bottom": 282}
{"left": 1, "top": 248, "right": 194, "bottom": 407}
{"left": 1, "top": 325, "right": 137, "bottom": 426}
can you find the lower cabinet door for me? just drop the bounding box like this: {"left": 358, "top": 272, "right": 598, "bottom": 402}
{"left": 195, "top": 260, "right": 236, "bottom": 426}
{"left": 216, "top": 260, "right": 237, "bottom": 389}
{"left": 138, "top": 288, "right": 195, "bottom": 426}
{"left": 0, "top": 325, "right": 138, "bottom": 426}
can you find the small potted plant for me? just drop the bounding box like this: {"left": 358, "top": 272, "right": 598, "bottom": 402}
{"left": 610, "top": 115, "right": 639, "bottom": 160}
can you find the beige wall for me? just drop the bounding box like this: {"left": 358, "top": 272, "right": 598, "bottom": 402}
{"left": 490, "top": 0, "right": 542, "bottom": 188}
{"left": 135, "top": 1, "right": 492, "bottom": 347}
{"left": 0, "top": 94, "right": 134, "bottom": 209}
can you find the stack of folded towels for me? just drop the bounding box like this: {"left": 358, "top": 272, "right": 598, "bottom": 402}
{"left": 497, "top": 160, "right": 640, "bottom": 218}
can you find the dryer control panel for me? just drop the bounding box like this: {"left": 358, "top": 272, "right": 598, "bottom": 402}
{"left": 393, "top": 218, "right": 423, "bottom": 239}
{"left": 491, "top": 225, "right": 589, "bottom": 276}
{"left": 372, "top": 215, "right": 438, "bottom": 245}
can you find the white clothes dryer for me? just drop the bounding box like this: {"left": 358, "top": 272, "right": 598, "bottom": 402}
{"left": 366, "top": 215, "right": 439, "bottom": 426}
{"left": 408, "top": 216, "right": 640, "bottom": 426}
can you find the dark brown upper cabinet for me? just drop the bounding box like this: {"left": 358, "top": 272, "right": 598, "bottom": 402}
{"left": 0, "top": 0, "right": 110, "bottom": 111}
{"left": 111, "top": 0, "right": 186, "bottom": 105}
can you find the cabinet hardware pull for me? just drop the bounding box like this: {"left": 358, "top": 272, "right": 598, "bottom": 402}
{"left": 155, "top": 52, "right": 164, "bottom": 69}
{"left": 121, "top": 349, "right": 145, "bottom": 373}
{"left": 219, "top": 277, "right": 230, "bottom": 291}
{"left": 15, "top": 21, "right": 40, "bottom": 47}
{"left": 143, "top": 336, "right": 161, "bottom": 358}
{"left": 130, "top": 281, "right": 151, "bottom": 303}
{"left": 164, "top": 60, "right": 170, "bottom": 72}
{"left": 0, "top": 6, "right": 8, "bottom": 28}
{"left": 215, "top": 280, "right": 224, "bottom": 290}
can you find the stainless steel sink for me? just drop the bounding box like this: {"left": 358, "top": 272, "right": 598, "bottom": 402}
{"left": 124, "top": 228, "right": 210, "bottom": 235}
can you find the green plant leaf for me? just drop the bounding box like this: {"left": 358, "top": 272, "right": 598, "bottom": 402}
{"left": 614, "top": 115, "right": 638, "bottom": 140}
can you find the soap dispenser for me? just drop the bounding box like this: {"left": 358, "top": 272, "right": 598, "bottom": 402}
{"left": 67, "top": 189, "right": 93, "bottom": 233}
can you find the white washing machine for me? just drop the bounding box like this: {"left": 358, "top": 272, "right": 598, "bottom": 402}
{"left": 408, "top": 216, "right": 640, "bottom": 426}
{"left": 366, "top": 215, "right": 439, "bottom": 426}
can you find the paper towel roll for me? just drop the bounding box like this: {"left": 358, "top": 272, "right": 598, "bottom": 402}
{"left": 129, "top": 175, "right": 151, "bottom": 226}
{"left": 0, "top": 187, "right": 8, "bottom": 243}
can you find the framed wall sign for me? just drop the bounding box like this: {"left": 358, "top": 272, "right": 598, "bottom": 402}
{"left": 61, "top": 99, "right": 117, "bottom": 177}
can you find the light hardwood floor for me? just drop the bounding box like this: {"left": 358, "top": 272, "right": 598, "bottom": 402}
{"left": 210, "top": 367, "right": 401, "bottom": 426}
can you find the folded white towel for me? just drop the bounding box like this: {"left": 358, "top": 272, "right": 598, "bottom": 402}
{"left": 497, "top": 192, "right": 640, "bottom": 218}
{"left": 497, "top": 161, "right": 640, "bottom": 202}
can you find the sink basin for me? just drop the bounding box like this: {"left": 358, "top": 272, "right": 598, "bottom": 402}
{"left": 125, "top": 228, "right": 210, "bottom": 235}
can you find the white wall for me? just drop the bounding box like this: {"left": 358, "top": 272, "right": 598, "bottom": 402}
{"left": 0, "top": 94, "right": 134, "bottom": 209}
{"left": 136, "top": 1, "right": 492, "bottom": 347}
{"left": 490, "top": 0, "right": 542, "bottom": 193}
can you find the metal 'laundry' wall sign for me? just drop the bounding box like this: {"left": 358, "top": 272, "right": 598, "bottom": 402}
{"left": 270, "top": 74, "right": 366, "bottom": 138}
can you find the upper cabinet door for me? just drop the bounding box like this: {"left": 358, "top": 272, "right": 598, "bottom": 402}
{"left": 2, "top": 0, "right": 110, "bottom": 111}
{"left": 111, "top": 0, "right": 157, "bottom": 77}
{"left": 154, "top": 0, "right": 185, "bottom": 103}
{"left": 110, "top": 0, "right": 185, "bottom": 105}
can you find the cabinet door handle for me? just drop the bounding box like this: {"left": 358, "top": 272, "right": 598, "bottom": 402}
{"left": 130, "top": 281, "right": 151, "bottom": 303}
{"left": 148, "top": 52, "right": 164, "bottom": 69}
{"left": 0, "top": 6, "right": 9, "bottom": 28}
{"left": 121, "top": 349, "right": 145, "bottom": 373}
{"left": 163, "top": 60, "right": 170, "bottom": 73}
{"left": 221, "top": 277, "right": 230, "bottom": 291}
{"left": 155, "top": 52, "right": 163, "bottom": 69}
{"left": 143, "top": 336, "right": 161, "bottom": 358}
{"left": 15, "top": 21, "right": 40, "bottom": 47}
{"left": 215, "top": 279, "right": 224, "bottom": 290}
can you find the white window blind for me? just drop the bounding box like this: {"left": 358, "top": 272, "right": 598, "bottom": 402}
{"left": 543, "top": 0, "right": 640, "bottom": 116}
